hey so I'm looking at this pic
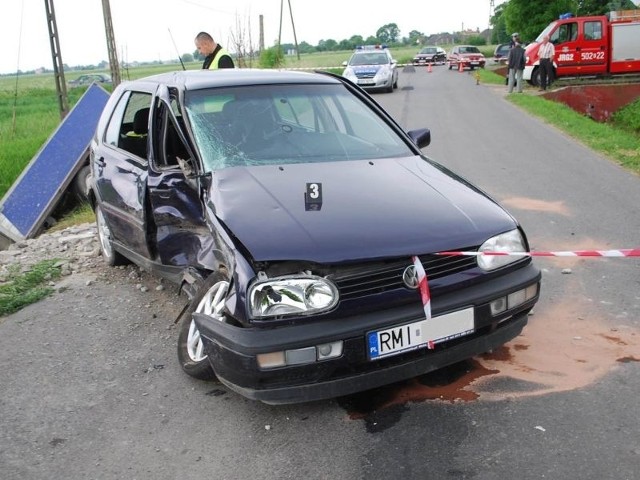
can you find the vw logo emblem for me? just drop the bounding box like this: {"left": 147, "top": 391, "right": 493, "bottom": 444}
{"left": 402, "top": 265, "right": 419, "bottom": 289}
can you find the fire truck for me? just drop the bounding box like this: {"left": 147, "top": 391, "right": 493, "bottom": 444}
{"left": 523, "top": 10, "right": 640, "bottom": 86}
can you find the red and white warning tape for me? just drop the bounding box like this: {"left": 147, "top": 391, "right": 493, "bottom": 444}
{"left": 412, "top": 255, "right": 435, "bottom": 349}
{"left": 413, "top": 248, "right": 639, "bottom": 351}
{"left": 437, "top": 248, "right": 640, "bottom": 257}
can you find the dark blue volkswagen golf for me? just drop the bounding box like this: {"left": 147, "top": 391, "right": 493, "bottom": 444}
{"left": 89, "top": 69, "right": 540, "bottom": 404}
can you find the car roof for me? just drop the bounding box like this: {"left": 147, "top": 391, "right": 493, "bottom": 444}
{"left": 120, "top": 69, "right": 342, "bottom": 91}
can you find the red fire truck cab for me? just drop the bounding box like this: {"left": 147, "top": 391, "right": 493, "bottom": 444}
{"left": 523, "top": 10, "right": 640, "bottom": 86}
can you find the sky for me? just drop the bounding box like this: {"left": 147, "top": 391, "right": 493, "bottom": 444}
{"left": 1, "top": 0, "right": 506, "bottom": 74}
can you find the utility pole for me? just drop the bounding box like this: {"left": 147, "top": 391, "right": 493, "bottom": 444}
{"left": 278, "top": 0, "right": 300, "bottom": 59}
{"left": 101, "top": 0, "right": 121, "bottom": 87}
{"left": 259, "top": 14, "right": 264, "bottom": 52}
{"left": 44, "top": 0, "right": 69, "bottom": 119}
{"left": 489, "top": 0, "right": 495, "bottom": 27}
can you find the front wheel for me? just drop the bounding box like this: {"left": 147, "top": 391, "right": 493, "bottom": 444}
{"left": 177, "top": 271, "right": 230, "bottom": 380}
{"left": 528, "top": 66, "right": 541, "bottom": 86}
{"left": 95, "top": 204, "right": 127, "bottom": 266}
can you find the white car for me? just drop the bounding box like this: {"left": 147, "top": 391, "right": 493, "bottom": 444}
{"left": 342, "top": 46, "right": 398, "bottom": 93}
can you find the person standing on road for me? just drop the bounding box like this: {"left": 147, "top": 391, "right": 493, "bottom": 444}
{"left": 195, "top": 32, "right": 235, "bottom": 70}
{"left": 509, "top": 32, "right": 521, "bottom": 48}
{"left": 507, "top": 42, "right": 526, "bottom": 93}
{"left": 538, "top": 35, "right": 555, "bottom": 91}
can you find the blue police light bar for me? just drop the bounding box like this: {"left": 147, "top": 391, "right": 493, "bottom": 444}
{"left": 355, "top": 44, "right": 389, "bottom": 50}
{"left": 0, "top": 83, "right": 110, "bottom": 242}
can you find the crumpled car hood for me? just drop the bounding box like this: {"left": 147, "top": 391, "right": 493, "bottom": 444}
{"left": 208, "top": 156, "right": 517, "bottom": 264}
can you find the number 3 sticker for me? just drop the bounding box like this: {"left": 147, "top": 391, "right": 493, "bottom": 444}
{"left": 305, "top": 182, "right": 323, "bottom": 210}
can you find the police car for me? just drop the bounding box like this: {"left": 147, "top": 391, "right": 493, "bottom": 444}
{"left": 341, "top": 45, "right": 398, "bottom": 93}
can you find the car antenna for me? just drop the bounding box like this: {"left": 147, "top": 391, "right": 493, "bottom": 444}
{"left": 168, "top": 28, "right": 186, "bottom": 71}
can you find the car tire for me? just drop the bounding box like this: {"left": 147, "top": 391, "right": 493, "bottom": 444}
{"left": 448, "top": 62, "right": 453, "bottom": 70}
{"left": 176, "top": 270, "right": 230, "bottom": 380}
{"left": 71, "top": 165, "right": 91, "bottom": 202}
{"left": 529, "top": 66, "right": 541, "bottom": 86}
{"left": 95, "top": 204, "right": 128, "bottom": 266}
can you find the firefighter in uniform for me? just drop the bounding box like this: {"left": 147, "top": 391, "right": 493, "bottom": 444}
{"left": 194, "top": 32, "right": 235, "bottom": 69}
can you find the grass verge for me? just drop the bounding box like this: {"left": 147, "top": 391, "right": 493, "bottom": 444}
{"left": 48, "top": 202, "right": 95, "bottom": 232}
{"left": 476, "top": 67, "right": 640, "bottom": 174}
{"left": 508, "top": 94, "right": 640, "bottom": 174}
{"left": 0, "top": 259, "right": 62, "bottom": 316}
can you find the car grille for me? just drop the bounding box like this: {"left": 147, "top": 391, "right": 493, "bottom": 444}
{"left": 330, "top": 250, "right": 478, "bottom": 300}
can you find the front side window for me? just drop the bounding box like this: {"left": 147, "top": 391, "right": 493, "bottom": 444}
{"left": 151, "top": 98, "right": 190, "bottom": 170}
{"left": 553, "top": 22, "right": 578, "bottom": 43}
{"left": 185, "top": 83, "right": 413, "bottom": 172}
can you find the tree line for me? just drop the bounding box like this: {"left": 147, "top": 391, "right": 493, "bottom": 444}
{"left": 491, "top": 0, "right": 637, "bottom": 43}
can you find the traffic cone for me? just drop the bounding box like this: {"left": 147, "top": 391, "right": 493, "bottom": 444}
{"left": 458, "top": 62, "right": 464, "bottom": 73}
{"left": 427, "top": 62, "right": 432, "bottom": 73}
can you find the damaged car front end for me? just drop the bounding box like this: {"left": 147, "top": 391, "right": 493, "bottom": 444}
{"left": 90, "top": 69, "right": 540, "bottom": 405}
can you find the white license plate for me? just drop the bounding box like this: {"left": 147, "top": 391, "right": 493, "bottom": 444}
{"left": 357, "top": 79, "right": 374, "bottom": 85}
{"left": 471, "top": 61, "right": 479, "bottom": 65}
{"left": 367, "top": 308, "right": 474, "bottom": 360}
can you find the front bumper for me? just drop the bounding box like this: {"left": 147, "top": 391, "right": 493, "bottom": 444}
{"left": 413, "top": 57, "right": 438, "bottom": 65}
{"left": 355, "top": 77, "right": 393, "bottom": 90}
{"left": 461, "top": 60, "right": 485, "bottom": 68}
{"left": 195, "top": 263, "right": 540, "bottom": 404}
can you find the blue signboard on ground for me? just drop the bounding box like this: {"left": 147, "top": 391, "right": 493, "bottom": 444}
{"left": 0, "top": 83, "right": 110, "bottom": 241}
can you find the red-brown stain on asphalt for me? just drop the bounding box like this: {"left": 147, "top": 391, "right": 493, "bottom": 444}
{"left": 501, "top": 197, "right": 571, "bottom": 216}
{"left": 471, "top": 272, "right": 640, "bottom": 401}
{"left": 350, "top": 264, "right": 640, "bottom": 412}
{"left": 481, "top": 345, "right": 512, "bottom": 362}
{"left": 617, "top": 356, "right": 640, "bottom": 363}
{"left": 344, "top": 360, "right": 499, "bottom": 419}
{"left": 599, "top": 334, "right": 628, "bottom": 346}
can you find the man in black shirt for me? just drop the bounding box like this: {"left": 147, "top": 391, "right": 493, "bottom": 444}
{"left": 507, "top": 42, "right": 526, "bottom": 93}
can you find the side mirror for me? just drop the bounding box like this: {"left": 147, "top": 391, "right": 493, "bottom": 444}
{"left": 342, "top": 60, "right": 348, "bottom": 67}
{"left": 407, "top": 128, "right": 431, "bottom": 149}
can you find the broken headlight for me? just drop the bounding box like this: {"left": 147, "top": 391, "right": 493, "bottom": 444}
{"left": 248, "top": 275, "right": 339, "bottom": 319}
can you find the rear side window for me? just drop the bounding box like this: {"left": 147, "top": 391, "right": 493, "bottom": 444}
{"left": 103, "top": 91, "right": 153, "bottom": 159}
{"left": 584, "top": 21, "right": 602, "bottom": 40}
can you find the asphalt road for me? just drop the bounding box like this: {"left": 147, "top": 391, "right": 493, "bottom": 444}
{"left": 1, "top": 66, "right": 639, "bottom": 480}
